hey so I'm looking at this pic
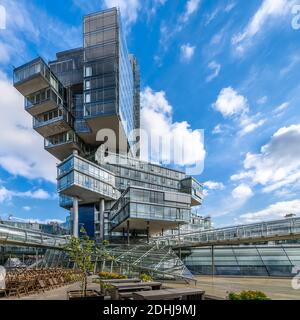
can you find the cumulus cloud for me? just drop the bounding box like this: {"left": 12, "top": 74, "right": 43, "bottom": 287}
{"left": 213, "top": 87, "right": 266, "bottom": 136}
{"left": 206, "top": 61, "right": 221, "bottom": 82}
{"left": 232, "top": 124, "right": 300, "bottom": 194}
{"left": 180, "top": 43, "right": 195, "bottom": 62}
{"left": 232, "top": 183, "right": 253, "bottom": 201}
{"left": 203, "top": 181, "right": 225, "bottom": 190}
{"left": 140, "top": 87, "right": 205, "bottom": 171}
{"left": 213, "top": 87, "right": 249, "bottom": 118}
{"left": 0, "top": 72, "right": 57, "bottom": 183}
{"left": 239, "top": 199, "right": 300, "bottom": 223}
{"left": 232, "top": 0, "right": 296, "bottom": 54}
{"left": 0, "top": 186, "right": 52, "bottom": 203}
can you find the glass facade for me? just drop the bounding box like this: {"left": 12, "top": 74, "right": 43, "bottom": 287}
{"left": 183, "top": 245, "right": 300, "bottom": 277}
{"left": 110, "top": 186, "right": 191, "bottom": 231}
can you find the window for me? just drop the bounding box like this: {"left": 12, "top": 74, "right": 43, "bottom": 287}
{"left": 85, "top": 80, "right": 91, "bottom": 90}
{"left": 85, "top": 93, "right": 91, "bottom": 103}
{"left": 85, "top": 66, "right": 92, "bottom": 77}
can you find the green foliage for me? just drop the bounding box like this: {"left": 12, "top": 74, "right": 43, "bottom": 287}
{"left": 228, "top": 290, "right": 271, "bottom": 300}
{"left": 140, "top": 273, "right": 153, "bottom": 282}
{"left": 64, "top": 227, "right": 111, "bottom": 296}
{"left": 98, "top": 271, "right": 127, "bottom": 279}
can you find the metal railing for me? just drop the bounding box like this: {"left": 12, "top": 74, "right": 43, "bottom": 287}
{"left": 0, "top": 223, "right": 68, "bottom": 249}
{"left": 151, "top": 217, "right": 300, "bottom": 247}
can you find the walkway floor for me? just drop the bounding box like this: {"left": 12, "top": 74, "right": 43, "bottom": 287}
{"left": 166, "top": 276, "right": 300, "bottom": 300}
{"left": 1, "top": 276, "right": 299, "bottom": 300}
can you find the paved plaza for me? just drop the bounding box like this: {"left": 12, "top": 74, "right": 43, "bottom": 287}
{"left": 1, "top": 276, "right": 299, "bottom": 300}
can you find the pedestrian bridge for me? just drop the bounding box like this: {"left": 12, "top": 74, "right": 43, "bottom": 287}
{"left": 0, "top": 223, "right": 68, "bottom": 249}
{"left": 151, "top": 217, "right": 300, "bottom": 248}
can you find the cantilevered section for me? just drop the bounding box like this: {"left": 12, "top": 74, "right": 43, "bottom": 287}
{"left": 33, "top": 107, "right": 74, "bottom": 137}
{"left": 44, "top": 131, "right": 86, "bottom": 161}
{"left": 180, "top": 177, "right": 203, "bottom": 206}
{"left": 13, "top": 58, "right": 51, "bottom": 96}
{"left": 83, "top": 8, "right": 135, "bottom": 153}
{"left": 57, "top": 154, "right": 120, "bottom": 203}
{"left": 109, "top": 186, "right": 191, "bottom": 235}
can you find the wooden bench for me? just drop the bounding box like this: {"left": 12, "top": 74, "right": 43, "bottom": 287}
{"left": 133, "top": 288, "right": 205, "bottom": 300}
{"left": 110, "top": 284, "right": 152, "bottom": 300}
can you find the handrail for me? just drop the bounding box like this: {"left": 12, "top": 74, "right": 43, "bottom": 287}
{"left": 0, "top": 223, "right": 68, "bottom": 249}
{"left": 151, "top": 217, "right": 300, "bottom": 247}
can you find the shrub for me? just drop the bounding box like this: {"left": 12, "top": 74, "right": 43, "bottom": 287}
{"left": 228, "top": 290, "right": 270, "bottom": 300}
{"left": 140, "top": 273, "right": 153, "bottom": 282}
{"left": 98, "top": 271, "right": 127, "bottom": 279}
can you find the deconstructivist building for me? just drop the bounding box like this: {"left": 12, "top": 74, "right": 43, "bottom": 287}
{"left": 13, "top": 7, "right": 204, "bottom": 244}
{"left": 11, "top": 7, "right": 300, "bottom": 278}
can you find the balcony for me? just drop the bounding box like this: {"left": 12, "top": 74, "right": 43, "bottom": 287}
{"left": 57, "top": 154, "right": 120, "bottom": 203}
{"left": 33, "top": 107, "right": 73, "bottom": 138}
{"left": 13, "top": 58, "right": 51, "bottom": 96}
{"left": 180, "top": 177, "right": 203, "bottom": 206}
{"left": 25, "top": 87, "right": 63, "bottom": 116}
{"left": 44, "top": 130, "right": 84, "bottom": 161}
{"left": 13, "top": 57, "right": 66, "bottom": 98}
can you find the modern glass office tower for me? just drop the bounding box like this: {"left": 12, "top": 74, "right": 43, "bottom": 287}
{"left": 13, "top": 7, "right": 204, "bottom": 243}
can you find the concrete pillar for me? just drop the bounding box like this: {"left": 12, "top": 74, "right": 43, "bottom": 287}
{"left": 73, "top": 197, "right": 79, "bottom": 238}
{"left": 99, "top": 199, "right": 105, "bottom": 241}
{"left": 127, "top": 220, "right": 130, "bottom": 245}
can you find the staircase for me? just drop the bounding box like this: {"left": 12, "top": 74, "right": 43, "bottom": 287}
{"left": 105, "top": 244, "right": 195, "bottom": 283}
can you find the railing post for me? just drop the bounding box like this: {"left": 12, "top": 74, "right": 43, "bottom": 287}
{"left": 211, "top": 245, "right": 215, "bottom": 278}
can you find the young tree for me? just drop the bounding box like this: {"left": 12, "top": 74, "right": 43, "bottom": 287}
{"left": 65, "top": 227, "right": 110, "bottom": 297}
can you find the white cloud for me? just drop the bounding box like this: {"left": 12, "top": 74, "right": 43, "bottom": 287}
{"left": 206, "top": 61, "right": 221, "bottom": 82}
{"left": 180, "top": 43, "right": 195, "bottom": 62}
{"left": 232, "top": 0, "right": 296, "bottom": 54}
{"left": 273, "top": 102, "right": 289, "bottom": 114}
{"left": 0, "top": 72, "right": 57, "bottom": 183}
{"left": 140, "top": 87, "right": 205, "bottom": 168}
{"left": 0, "top": 186, "right": 52, "bottom": 203}
{"left": 22, "top": 206, "right": 31, "bottom": 211}
{"left": 203, "top": 181, "right": 225, "bottom": 190}
{"left": 104, "top": 0, "right": 141, "bottom": 27}
{"left": 213, "top": 87, "right": 249, "bottom": 118}
{"left": 230, "top": 171, "right": 254, "bottom": 181}
{"left": 239, "top": 199, "right": 300, "bottom": 223}
{"left": 257, "top": 96, "right": 268, "bottom": 104}
{"left": 239, "top": 116, "right": 266, "bottom": 136}
{"left": 0, "top": 0, "right": 82, "bottom": 66}
{"left": 213, "top": 87, "right": 266, "bottom": 136}
{"left": 180, "top": 0, "right": 201, "bottom": 23}
{"left": 232, "top": 183, "right": 253, "bottom": 201}
{"left": 234, "top": 124, "right": 300, "bottom": 194}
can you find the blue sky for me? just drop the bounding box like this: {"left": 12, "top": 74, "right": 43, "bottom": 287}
{"left": 0, "top": 0, "right": 300, "bottom": 227}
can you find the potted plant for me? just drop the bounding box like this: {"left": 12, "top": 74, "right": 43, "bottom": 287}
{"left": 65, "top": 227, "right": 108, "bottom": 300}
{"left": 228, "top": 290, "right": 271, "bottom": 300}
